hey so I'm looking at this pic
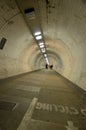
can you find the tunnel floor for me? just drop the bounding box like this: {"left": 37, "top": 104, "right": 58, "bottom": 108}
{"left": 0, "top": 69, "right": 86, "bottom": 130}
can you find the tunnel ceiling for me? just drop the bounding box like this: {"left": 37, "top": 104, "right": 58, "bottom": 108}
{"left": 0, "top": 0, "right": 86, "bottom": 90}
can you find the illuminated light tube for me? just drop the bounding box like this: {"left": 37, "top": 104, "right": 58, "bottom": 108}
{"left": 39, "top": 42, "right": 44, "bottom": 46}
{"left": 45, "top": 57, "right": 49, "bottom": 65}
{"left": 41, "top": 48, "right": 46, "bottom": 53}
{"left": 40, "top": 44, "right": 44, "bottom": 48}
{"left": 35, "top": 35, "right": 42, "bottom": 40}
{"left": 34, "top": 32, "right": 41, "bottom": 36}
{"left": 44, "top": 54, "right": 47, "bottom": 57}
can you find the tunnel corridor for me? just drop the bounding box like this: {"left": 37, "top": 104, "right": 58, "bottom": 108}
{"left": 0, "top": 0, "right": 86, "bottom": 129}
{"left": 0, "top": 0, "right": 86, "bottom": 90}
{"left": 0, "top": 69, "right": 86, "bottom": 130}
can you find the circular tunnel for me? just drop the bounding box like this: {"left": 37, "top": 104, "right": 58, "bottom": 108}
{"left": 0, "top": 0, "right": 86, "bottom": 90}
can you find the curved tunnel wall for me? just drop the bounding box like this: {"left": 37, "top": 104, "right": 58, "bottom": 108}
{"left": 0, "top": 0, "right": 86, "bottom": 91}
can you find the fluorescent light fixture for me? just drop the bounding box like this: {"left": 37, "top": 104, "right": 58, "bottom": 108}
{"left": 39, "top": 42, "right": 44, "bottom": 46}
{"left": 44, "top": 54, "right": 47, "bottom": 57}
{"left": 41, "top": 48, "right": 45, "bottom": 53}
{"left": 40, "top": 44, "right": 44, "bottom": 48}
{"left": 35, "top": 35, "right": 42, "bottom": 40}
{"left": 34, "top": 32, "right": 41, "bottom": 36}
{"left": 45, "top": 57, "right": 48, "bottom": 60}
{"left": 45, "top": 57, "right": 49, "bottom": 65}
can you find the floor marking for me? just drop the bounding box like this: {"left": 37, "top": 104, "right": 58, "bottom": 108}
{"left": 17, "top": 97, "right": 38, "bottom": 130}
{"left": 65, "top": 121, "right": 78, "bottom": 130}
{"left": 35, "top": 101, "right": 86, "bottom": 116}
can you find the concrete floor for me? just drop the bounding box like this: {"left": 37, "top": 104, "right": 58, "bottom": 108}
{"left": 0, "top": 69, "right": 86, "bottom": 130}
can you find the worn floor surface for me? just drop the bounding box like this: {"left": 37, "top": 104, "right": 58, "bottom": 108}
{"left": 0, "top": 69, "right": 86, "bottom": 130}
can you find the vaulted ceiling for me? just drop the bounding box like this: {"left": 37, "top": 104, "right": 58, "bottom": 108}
{"left": 0, "top": 0, "right": 86, "bottom": 90}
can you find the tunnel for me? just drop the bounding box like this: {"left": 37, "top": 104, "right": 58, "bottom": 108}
{"left": 0, "top": 0, "right": 86, "bottom": 130}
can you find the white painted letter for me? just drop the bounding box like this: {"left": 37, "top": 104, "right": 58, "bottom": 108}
{"left": 58, "top": 105, "right": 65, "bottom": 113}
{"left": 35, "top": 102, "right": 42, "bottom": 110}
{"left": 69, "top": 107, "right": 79, "bottom": 115}
{"left": 53, "top": 104, "right": 58, "bottom": 112}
